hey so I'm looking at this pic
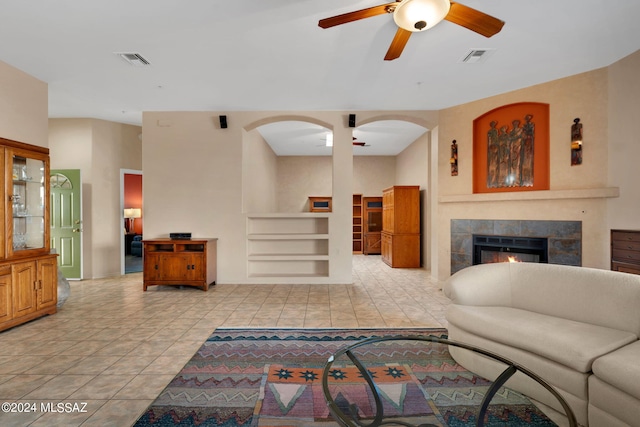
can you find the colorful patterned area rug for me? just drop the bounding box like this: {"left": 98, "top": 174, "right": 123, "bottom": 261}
{"left": 134, "top": 328, "right": 555, "bottom": 426}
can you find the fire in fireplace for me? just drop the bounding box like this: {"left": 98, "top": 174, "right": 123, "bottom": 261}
{"left": 473, "top": 235, "right": 548, "bottom": 265}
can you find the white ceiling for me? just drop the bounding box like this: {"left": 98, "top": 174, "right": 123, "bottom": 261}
{"left": 258, "top": 119, "right": 428, "bottom": 156}
{"left": 2, "top": 0, "right": 639, "bottom": 155}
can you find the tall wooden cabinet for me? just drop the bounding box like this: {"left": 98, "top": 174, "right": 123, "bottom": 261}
{"left": 0, "top": 137, "right": 57, "bottom": 332}
{"left": 381, "top": 186, "right": 420, "bottom": 268}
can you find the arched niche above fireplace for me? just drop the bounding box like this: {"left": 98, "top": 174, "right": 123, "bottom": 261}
{"left": 473, "top": 102, "right": 550, "bottom": 194}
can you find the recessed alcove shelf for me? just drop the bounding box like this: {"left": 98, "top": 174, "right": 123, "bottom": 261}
{"left": 247, "top": 213, "right": 330, "bottom": 279}
{"left": 439, "top": 187, "right": 619, "bottom": 203}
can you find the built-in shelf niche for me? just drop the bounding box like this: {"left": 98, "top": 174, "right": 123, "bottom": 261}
{"left": 247, "top": 214, "right": 330, "bottom": 278}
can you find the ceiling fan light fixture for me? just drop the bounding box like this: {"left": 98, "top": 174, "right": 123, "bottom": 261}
{"left": 325, "top": 134, "right": 333, "bottom": 147}
{"left": 393, "top": 0, "right": 451, "bottom": 32}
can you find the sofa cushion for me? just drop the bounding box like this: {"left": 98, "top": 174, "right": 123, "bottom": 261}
{"left": 589, "top": 375, "right": 640, "bottom": 427}
{"left": 449, "top": 323, "right": 590, "bottom": 401}
{"left": 592, "top": 340, "right": 640, "bottom": 401}
{"left": 447, "top": 305, "right": 637, "bottom": 372}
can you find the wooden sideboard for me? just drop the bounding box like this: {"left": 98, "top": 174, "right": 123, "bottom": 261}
{"left": 611, "top": 230, "right": 640, "bottom": 275}
{"left": 143, "top": 238, "right": 217, "bottom": 291}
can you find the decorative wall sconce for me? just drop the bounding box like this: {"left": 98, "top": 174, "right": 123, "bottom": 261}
{"left": 571, "top": 118, "right": 582, "bottom": 166}
{"left": 450, "top": 139, "right": 458, "bottom": 176}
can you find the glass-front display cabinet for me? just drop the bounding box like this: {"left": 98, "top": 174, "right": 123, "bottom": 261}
{"left": 9, "top": 149, "right": 48, "bottom": 257}
{"left": 1, "top": 137, "right": 57, "bottom": 332}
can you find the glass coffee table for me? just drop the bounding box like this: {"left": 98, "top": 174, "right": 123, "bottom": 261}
{"left": 322, "top": 334, "right": 577, "bottom": 427}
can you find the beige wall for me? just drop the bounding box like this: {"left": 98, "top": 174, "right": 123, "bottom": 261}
{"left": 49, "top": 118, "right": 142, "bottom": 279}
{"left": 277, "top": 156, "right": 333, "bottom": 213}
{"left": 353, "top": 156, "right": 396, "bottom": 197}
{"left": 242, "top": 128, "right": 278, "bottom": 213}
{"left": 607, "top": 50, "right": 640, "bottom": 229}
{"left": 275, "top": 156, "right": 396, "bottom": 213}
{"left": 0, "top": 60, "right": 48, "bottom": 147}
{"left": 434, "top": 62, "right": 622, "bottom": 281}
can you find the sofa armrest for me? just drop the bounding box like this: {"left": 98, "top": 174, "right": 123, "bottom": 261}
{"left": 444, "top": 263, "right": 513, "bottom": 306}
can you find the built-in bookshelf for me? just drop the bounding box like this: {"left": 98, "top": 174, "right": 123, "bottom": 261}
{"left": 353, "top": 194, "right": 362, "bottom": 254}
{"left": 247, "top": 214, "right": 329, "bottom": 279}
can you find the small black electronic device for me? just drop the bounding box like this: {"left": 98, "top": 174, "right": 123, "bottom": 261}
{"left": 170, "top": 232, "right": 192, "bottom": 240}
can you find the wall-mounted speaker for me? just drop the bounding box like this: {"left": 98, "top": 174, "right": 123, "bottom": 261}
{"left": 219, "top": 115, "right": 228, "bottom": 129}
{"left": 348, "top": 114, "right": 356, "bottom": 128}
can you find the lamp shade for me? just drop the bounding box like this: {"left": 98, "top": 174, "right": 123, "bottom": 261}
{"left": 393, "top": 0, "right": 451, "bottom": 32}
{"left": 124, "top": 208, "right": 141, "bottom": 219}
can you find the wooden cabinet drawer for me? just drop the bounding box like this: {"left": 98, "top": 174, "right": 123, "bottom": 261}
{"left": 612, "top": 248, "right": 640, "bottom": 264}
{"left": 612, "top": 231, "right": 640, "bottom": 243}
{"left": 0, "top": 265, "right": 11, "bottom": 276}
{"left": 612, "top": 239, "right": 640, "bottom": 252}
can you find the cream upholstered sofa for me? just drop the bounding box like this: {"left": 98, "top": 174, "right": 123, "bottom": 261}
{"left": 443, "top": 262, "right": 640, "bottom": 427}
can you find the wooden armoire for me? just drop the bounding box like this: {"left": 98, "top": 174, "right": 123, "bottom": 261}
{"left": 381, "top": 186, "right": 420, "bottom": 268}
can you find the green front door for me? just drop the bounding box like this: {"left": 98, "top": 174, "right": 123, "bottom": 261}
{"left": 50, "top": 169, "right": 82, "bottom": 279}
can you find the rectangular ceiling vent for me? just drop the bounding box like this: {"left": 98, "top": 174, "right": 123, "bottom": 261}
{"left": 460, "top": 48, "right": 495, "bottom": 64}
{"left": 115, "top": 52, "right": 151, "bottom": 67}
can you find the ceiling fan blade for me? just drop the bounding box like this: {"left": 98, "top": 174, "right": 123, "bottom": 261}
{"left": 318, "top": 3, "right": 398, "bottom": 29}
{"left": 384, "top": 28, "right": 412, "bottom": 61}
{"left": 445, "top": 2, "right": 505, "bottom": 38}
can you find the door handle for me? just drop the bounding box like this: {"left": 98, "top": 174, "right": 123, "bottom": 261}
{"left": 74, "top": 220, "right": 82, "bottom": 224}
{"left": 72, "top": 228, "right": 83, "bottom": 233}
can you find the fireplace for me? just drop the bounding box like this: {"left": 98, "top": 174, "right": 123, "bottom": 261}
{"left": 450, "top": 220, "right": 581, "bottom": 274}
{"left": 473, "top": 235, "right": 548, "bottom": 265}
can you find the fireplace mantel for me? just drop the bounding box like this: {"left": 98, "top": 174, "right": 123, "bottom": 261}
{"left": 439, "top": 187, "right": 619, "bottom": 204}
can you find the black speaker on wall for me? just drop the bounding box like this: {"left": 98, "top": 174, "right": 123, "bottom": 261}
{"left": 348, "top": 114, "right": 356, "bottom": 128}
{"left": 219, "top": 115, "right": 228, "bottom": 129}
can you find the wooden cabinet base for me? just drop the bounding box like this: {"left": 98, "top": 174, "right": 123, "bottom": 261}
{"left": 381, "top": 233, "right": 420, "bottom": 268}
{"left": 143, "top": 238, "right": 217, "bottom": 292}
{"left": 0, "top": 306, "right": 56, "bottom": 332}
{"left": 0, "top": 254, "right": 58, "bottom": 332}
{"left": 143, "top": 280, "right": 215, "bottom": 292}
{"left": 364, "top": 233, "right": 381, "bottom": 255}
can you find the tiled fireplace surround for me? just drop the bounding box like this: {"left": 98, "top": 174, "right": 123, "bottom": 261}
{"left": 451, "top": 219, "right": 582, "bottom": 275}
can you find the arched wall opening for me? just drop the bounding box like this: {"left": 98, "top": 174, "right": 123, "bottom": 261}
{"left": 243, "top": 115, "right": 334, "bottom": 214}
{"left": 350, "top": 116, "right": 432, "bottom": 268}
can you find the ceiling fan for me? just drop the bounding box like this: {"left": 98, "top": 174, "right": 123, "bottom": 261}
{"left": 353, "top": 137, "right": 370, "bottom": 147}
{"left": 318, "top": 136, "right": 370, "bottom": 147}
{"left": 318, "top": 0, "right": 504, "bottom": 60}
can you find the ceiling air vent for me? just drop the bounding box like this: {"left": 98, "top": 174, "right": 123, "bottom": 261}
{"left": 115, "top": 52, "right": 151, "bottom": 67}
{"left": 460, "top": 48, "right": 495, "bottom": 63}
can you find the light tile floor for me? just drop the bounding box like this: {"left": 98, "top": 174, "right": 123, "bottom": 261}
{"left": 0, "top": 255, "right": 450, "bottom": 426}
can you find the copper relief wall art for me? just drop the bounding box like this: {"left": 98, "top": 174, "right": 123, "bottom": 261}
{"left": 473, "top": 102, "right": 549, "bottom": 194}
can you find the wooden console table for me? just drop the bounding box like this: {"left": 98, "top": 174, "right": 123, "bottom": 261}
{"left": 143, "top": 238, "right": 217, "bottom": 291}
